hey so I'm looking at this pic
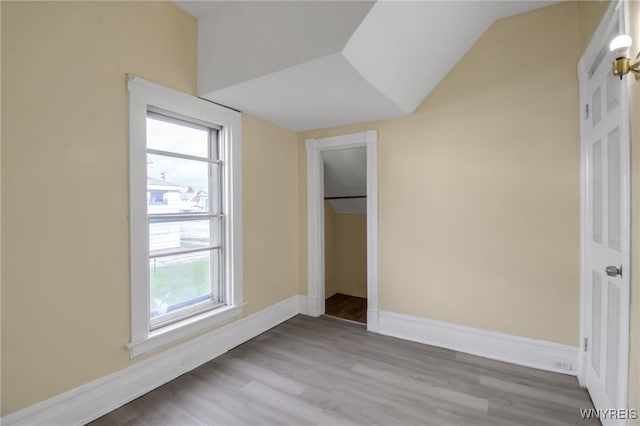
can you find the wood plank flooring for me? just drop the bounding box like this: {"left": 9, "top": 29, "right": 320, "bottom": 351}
{"left": 89, "top": 315, "right": 596, "bottom": 426}
{"left": 325, "top": 293, "right": 367, "bottom": 324}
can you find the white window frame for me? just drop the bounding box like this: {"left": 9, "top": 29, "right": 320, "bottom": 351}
{"left": 126, "top": 75, "right": 243, "bottom": 358}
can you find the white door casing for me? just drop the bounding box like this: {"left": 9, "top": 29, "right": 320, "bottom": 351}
{"left": 306, "top": 131, "right": 379, "bottom": 331}
{"left": 579, "top": 0, "right": 630, "bottom": 416}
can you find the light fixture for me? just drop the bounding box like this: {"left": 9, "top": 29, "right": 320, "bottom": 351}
{"left": 610, "top": 34, "right": 640, "bottom": 80}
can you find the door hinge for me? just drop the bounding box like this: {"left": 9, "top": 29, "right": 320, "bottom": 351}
{"left": 584, "top": 337, "right": 588, "bottom": 352}
{"left": 585, "top": 104, "right": 589, "bottom": 119}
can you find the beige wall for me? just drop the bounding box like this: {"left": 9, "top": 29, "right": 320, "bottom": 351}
{"left": 300, "top": 2, "right": 581, "bottom": 346}
{"left": 1, "top": 1, "right": 298, "bottom": 415}
{"left": 2, "top": 1, "right": 196, "bottom": 414}
{"left": 627, "top": 0, "right": 640, "bottom": 415}
{"left": 324, "top": 202, "right": 367, "bottom": 299}
{"left": 242, "top": 114, "right": 299, "bottom": 315}
{"left": 577, "top": 1, "right": 612, "bottom": 53}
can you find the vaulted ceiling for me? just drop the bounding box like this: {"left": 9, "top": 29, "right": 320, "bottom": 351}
{"left": 175, "top": 1, "right": 559, "bottom": 131}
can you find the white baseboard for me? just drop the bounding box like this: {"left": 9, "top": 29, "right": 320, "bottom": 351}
{"left": 297, "top": 294, "right": 308, "bottom": 315}
{"left": 306, "top": 296, "right": 322, "bottom": 317}
{"left": 2, "top": 295, "right": 302, "bottom": 426}
{"left": 367, "top": 309, "right": 379, "bottom": 332}
{"left": 377, "top": 310, "right": 580, "bottom": 375}
{"left": 2, "top": 298, "right": 582, "bottom": 426}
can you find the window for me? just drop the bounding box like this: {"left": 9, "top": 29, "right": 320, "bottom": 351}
{"left": 127, "top": 76, "right": 243, "bottom": 358}
{"left": 146, "top": 112, "right": 223, "bottom": 326}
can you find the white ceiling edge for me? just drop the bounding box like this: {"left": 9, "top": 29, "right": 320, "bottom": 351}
{"left": 189, "top": 1, "right": 375, "bottom": 94}
{"left": 344, "top": 1, "right": 563, "bottom": 114}
{"left": 202, "top": 53, "right": 407, "bottom": 131}
{"left": 343, "top": 1, "right": 494, "bottom": 114}
{"left": 191, "top": 0, "right": 564, "bottom": 131}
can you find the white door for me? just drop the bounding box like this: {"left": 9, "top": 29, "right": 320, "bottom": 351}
{"left": 584, "top": 26, "right": 630, "bottom": 414}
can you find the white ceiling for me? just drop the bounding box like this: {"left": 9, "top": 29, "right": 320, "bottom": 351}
{"left": 176, "top": 1, "right": 559, "bottom": 131}
{"left": 323, "top": 147, "right": 367, "bottom": 215}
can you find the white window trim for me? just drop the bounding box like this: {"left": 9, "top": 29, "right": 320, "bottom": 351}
{"left": 126, "top": 75, "right": 243, "bottom": 358}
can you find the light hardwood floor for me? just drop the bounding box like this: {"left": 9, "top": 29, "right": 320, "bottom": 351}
{"left": 90, "top": 315, "right": 597, "bottom": 426}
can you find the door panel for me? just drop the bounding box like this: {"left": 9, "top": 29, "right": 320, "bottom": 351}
{"left": 607, "top": 128, "right": 621, "bottom": 251}
{"left": 606, "top": 283, "right": 620, "bottom": 405}
{"left": 607, "top": 73, "right": 619, "bottom": 112}
{"left": 593, "top": 140, "right": 603, "bottom": 243}
{"left": 584, "top": 34, "right": 629, "bottom": 416}
{"left": 593, "top": 86, "right": 602, "bottom": 126}
{"left": 591, "top": 270, "right": 602, "bottom": 375}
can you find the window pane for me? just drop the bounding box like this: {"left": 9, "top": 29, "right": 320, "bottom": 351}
{"left": 147, "top": 154, "right": 212, "bottom": 214}
{"left": 147, "top": 114, "right": 209, "bottom": 158}
{"left": 149, "top": 218, "right": 221, "bottom": 256}
{"left": 149, "top": 250, "right": 217, "bottom": 319}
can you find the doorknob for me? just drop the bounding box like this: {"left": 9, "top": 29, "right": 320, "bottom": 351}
{"left": 606, "top": 265, "right": 622, "bottom": 277}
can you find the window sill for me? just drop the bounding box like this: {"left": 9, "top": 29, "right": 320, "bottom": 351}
{"left": 126, "top": 304, "right": 244, "bottom": 358}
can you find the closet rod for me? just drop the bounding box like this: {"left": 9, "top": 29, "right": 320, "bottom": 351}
{"left": 324, "top": 195, "right": 367, "bottom": 200}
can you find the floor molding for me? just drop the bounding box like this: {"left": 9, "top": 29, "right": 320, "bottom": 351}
{"left": 297, "top": 294, "right": 308, "bottom": 315}
{"left": 377, "top": 310, "right": 580, "bottom": 375}
{"left": 3, "top": 297, "right": 582, "bottom": 425}
{"left": 2, "top": 295, "right": 301, "bottom": 426}
{"left": 93, "top": 315, "right": 594, "bottom": 425}
{"left": 367, "top": 308, "right": 379, "bottom": 332}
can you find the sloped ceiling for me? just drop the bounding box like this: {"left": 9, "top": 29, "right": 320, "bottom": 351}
{"left": 176, "top": 1, "right": 559, "bottom": 131}
{"left": 323, "top": 147, "right": 367, "bottom": 215}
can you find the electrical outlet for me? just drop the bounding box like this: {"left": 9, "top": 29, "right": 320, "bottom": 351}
{"left": 552, "top": 359, "right": 573, "bottom": 371}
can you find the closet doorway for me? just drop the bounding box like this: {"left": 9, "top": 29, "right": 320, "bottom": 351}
{"left": 323, "top": 147, "right": 368, "bottom": 324}
{"left": 305, "top": 131, "right": 379, "bottom": 332}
